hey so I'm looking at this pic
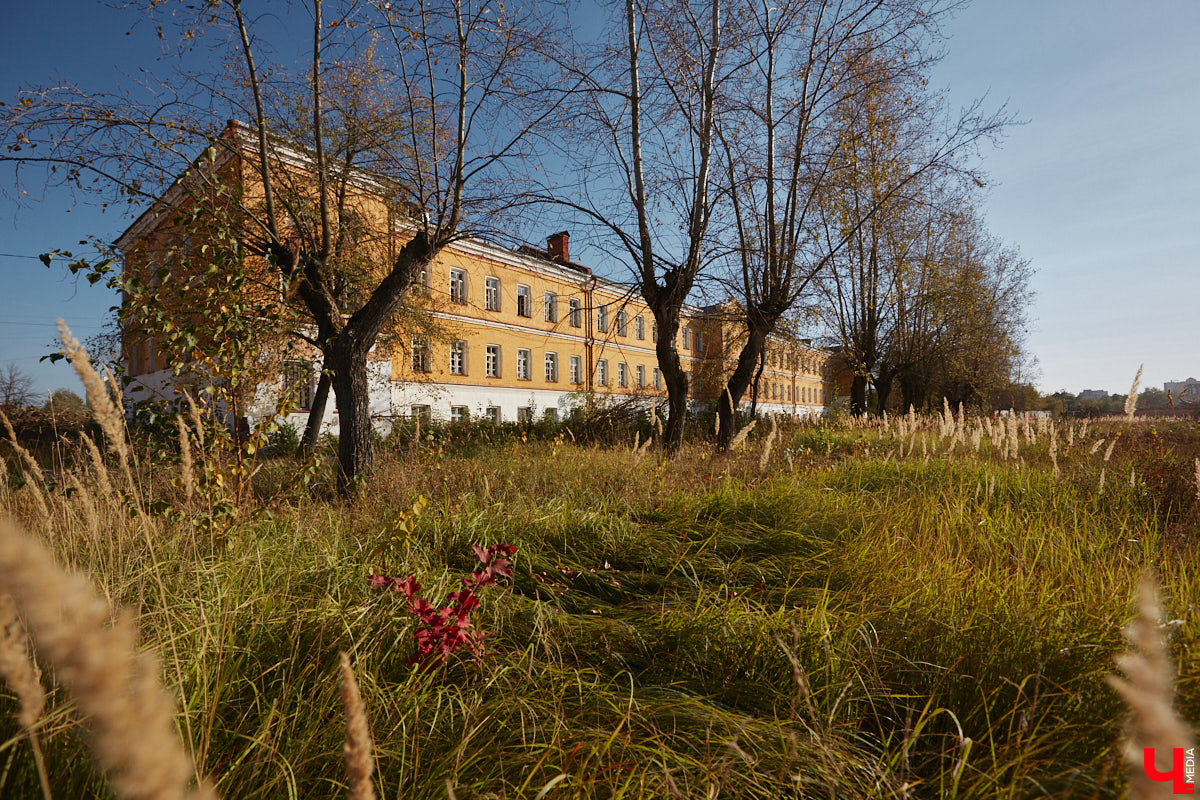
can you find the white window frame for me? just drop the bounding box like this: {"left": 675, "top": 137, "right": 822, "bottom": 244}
{"left": 411, "top": 336, "right": 431, "bottom": 373}
{"left": 414, "top": 264, "right": 430, "bottom": 296}
{"left": 449, "top": 268, "right": 467, "bottom": 304}
{"left": 485, "top": 276, "right": 501, "bottom": 312}
{"left": 283, "top": 360, "right": 314, "bottom": 410}
{"left": 544, "top": 291, "right": 558, "bottom": 322}
{"left": 516, "top": 285, "right": 532, "bottom": 318}
{"left": 636, "top": 364, "right": 645, "bottom": 389}
{"left": 635, "top": 314, "right": 645, "bottom": 340}
{"left": 411, "top": 405, "right": 432, "bottom": 422}
{"left": 597, "top": 305, "right": 608, "bottom": 333}
{"left": 569, "top": 354, "right": 582, "bottom": 385}
{"left": 654, "top": 367, "right": 662, "bottom": 390}
{"left": 569, "top": 298, "right": 582, "bottom": 328}
{"left": 450, "top": 406, "right": 469, "bottom": 423}
{"left": 485, "top": 344, "right": 501, "bottom": 378}
{"left": 485, "top": 406, "right": 501, "bottom": 423}
{"left": 617, "top": 362, "right": 628, "bottom": 388}
{"left": 616, "top": 309, "right": 627, "bottom": 336}
{"left": 545, "top": 352, "right": 558, "bottom": 382}
{"left": 517, "top": 348, "right": 531, "bottom": 380}
{"left": 681, "top": 325, "right": 691, "bottom": 350}
{"left": 596, "top": 358, "right": 609, "bottom": 386}
{"left": 449, "top": 340, "right": 467, "bottom": 375}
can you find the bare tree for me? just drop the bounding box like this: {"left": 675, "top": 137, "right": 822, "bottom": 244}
{"left": 543, "top": 0, "right": 728, "bottom": 454}
{"left": 0, "top": 364, "right": 36, "bottom": 408}
{"left": 711, "top": 0, "right": 1007, "bottom": 440}
{"left": 3, "top": 0, "right": 571, "bottom": 494}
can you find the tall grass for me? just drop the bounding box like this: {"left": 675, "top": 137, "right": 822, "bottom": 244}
{"left": 3, "top": 348, "right": 1200, "bottom": 797}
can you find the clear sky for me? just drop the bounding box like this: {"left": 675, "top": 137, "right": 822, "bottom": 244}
{"left": 1, "top": 1, "right": 1197, "bottom": 399}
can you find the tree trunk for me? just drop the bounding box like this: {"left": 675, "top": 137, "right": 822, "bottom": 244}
{"left": 328, "top": 337, "right": 374, "bottom": 495}
{"left": 850, "top": 373, "right": 869, "bottom": 416}
{"left": 716, "top": 327, "right": 768, "bottom": 451}
{"left": 748, "top": 349, "right": 766, "bottom": 419}
{"left": 874, "top": 365, "right": 895, "bottom": 416}
{"left": 300, "top": 364, "right": 332, "bottom": 456}
{"left": 654, "top": 312, "right": 689, "bottom": 454}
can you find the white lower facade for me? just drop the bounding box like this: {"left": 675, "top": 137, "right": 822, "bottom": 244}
{"left": 129, "top": 360, "right": 826, "bottom": 434}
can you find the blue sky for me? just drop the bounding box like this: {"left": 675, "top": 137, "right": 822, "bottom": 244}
{"left": 2, "top": 1, "right": 1197, "bottom": 399}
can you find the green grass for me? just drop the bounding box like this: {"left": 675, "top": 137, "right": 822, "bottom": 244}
{"left": 2, "top": 415, "right": 1199, "bottom": 797}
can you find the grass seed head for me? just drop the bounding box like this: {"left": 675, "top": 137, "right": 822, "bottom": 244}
{"left": 1107, "top": 577, "right": 1195, "bottom": 798}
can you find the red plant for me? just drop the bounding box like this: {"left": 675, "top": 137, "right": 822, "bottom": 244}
{"left": 371, "top": 544, "right": 515, "bottom": 665}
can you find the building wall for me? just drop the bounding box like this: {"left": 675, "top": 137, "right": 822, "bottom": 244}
{"left": 115, "top": 127, "right": 835, "bottom": 427}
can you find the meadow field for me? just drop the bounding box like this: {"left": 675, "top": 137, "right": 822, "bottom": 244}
{"left": 3, "top": 399, "right": 1200, "bottom": 798}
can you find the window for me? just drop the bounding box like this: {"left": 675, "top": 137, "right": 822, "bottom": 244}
{"left": 693, "top": 330, "right": 702, "bottom": 352}
{"left": 449, "top": 268, "right": 466, "bottom": 304}
{"left": 517, "top": 348, "right": 531, "bottom": 380}
{"left": 616, "top": 309, "right": 627, "bottom": 336}
{"left": 617, "top": 362, "right": 628, "bottom": 388}
{"left": 283, "top": 360, "right": 314, "bottom": 409}
{"left": 681, "top": 326, "right": 691, "bottom": 350}
{"left": 596, "top": 359, "right": 609, "bottom": 386}
{"left": 544, "top": 291, "right": 558, "bottom": 322}
{"left": 450, "top": 340, "right": 467, "bottom": 375}
{"left": 597, "top": 305, "right": 608, "bottom": 333}
{"left": 653, "top": 367, "right": 662, "bottom": 390}
{"left": 485, "top": 406, "right": 501, "bottom": 423}
{"left": 544, "top": 408, "right": 558, "bottom": 422}
{"left": 485, "top": 344, "right": 501, "bottom": 378}
{"left": 569, "top": 355, "right": 582, "bottom": 385}
{"left": 414, "top": 264, "right": 430, "bottom": 296}
{"left": 569, "top": 298, "right": 582, "bottom": 328}
{"left": 517, "top": 285, "right": 532, "bottom": 317}
{"left": 545, "top": 352, "right": 558, "bottom": 382}
{"left": 652, "top": 321, "right": 659, "bottom": 342}
{"left": 635, "top": 315, "right": 645, "bottom": 340}
{"left": 451, "top": 406, "right": 469, "bottom": 423}
{"left": 636, "top": 364, "right": 645, "bottom": 389}
{"left": 517, "top": 406, "right": 534, "bottom": 424}
{"left": 411, "top": 405, "right": 432, "bottom": 422}
{"left": 411, "top": 337, "right": 431, "bottom": 373}
{"left": 485, "top": 276, "right": 501, "bottom": 311}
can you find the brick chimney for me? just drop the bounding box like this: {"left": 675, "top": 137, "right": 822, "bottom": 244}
{"left": 547, "top": 231, "right": 570, "bottom": 263}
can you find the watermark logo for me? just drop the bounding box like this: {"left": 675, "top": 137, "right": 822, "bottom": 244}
{"left": 1144, "top": 748, "right": 1196, "bottom": 794}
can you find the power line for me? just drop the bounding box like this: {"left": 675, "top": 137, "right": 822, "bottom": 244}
{"left": 0, "top": 321, "right": 104, "bottom": 329}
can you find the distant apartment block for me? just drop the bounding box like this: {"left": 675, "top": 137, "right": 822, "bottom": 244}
{"left": 1165, "top": 378, "right": 1200, "bottom": 405}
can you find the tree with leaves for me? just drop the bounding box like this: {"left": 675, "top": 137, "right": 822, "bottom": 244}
{"left": 3, "top": 0, "right": 572, "bottom": 494}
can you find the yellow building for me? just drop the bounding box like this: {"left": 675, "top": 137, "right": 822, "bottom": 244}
{"left": 116, "top": 124, "right": 834, "bottom": 428}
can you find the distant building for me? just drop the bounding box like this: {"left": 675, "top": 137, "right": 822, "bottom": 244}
{"left": 1077, "top": 389, "right": 1109, "bottom": 400}
{"left": 1165, "top": 378, "right": 1200, "bottom": 406}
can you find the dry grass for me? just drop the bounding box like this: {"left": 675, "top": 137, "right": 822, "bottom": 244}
{"left": 339, "top": 652, "right": 376, "bottom": 800}
{"left": 57, "top": 320, "right": 135, "bottom": 493}
{"left": 1126, "top": 364, "right": 1144, "bottom": 420}
{"left": 1107, "top": 577, "right": 1195, "bottom": 799}
{"left": 2, "top": 402, "right": 1199, "bottom": 797}
{"left": 0, "top": 518, "right": 214, "bottom": 800}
